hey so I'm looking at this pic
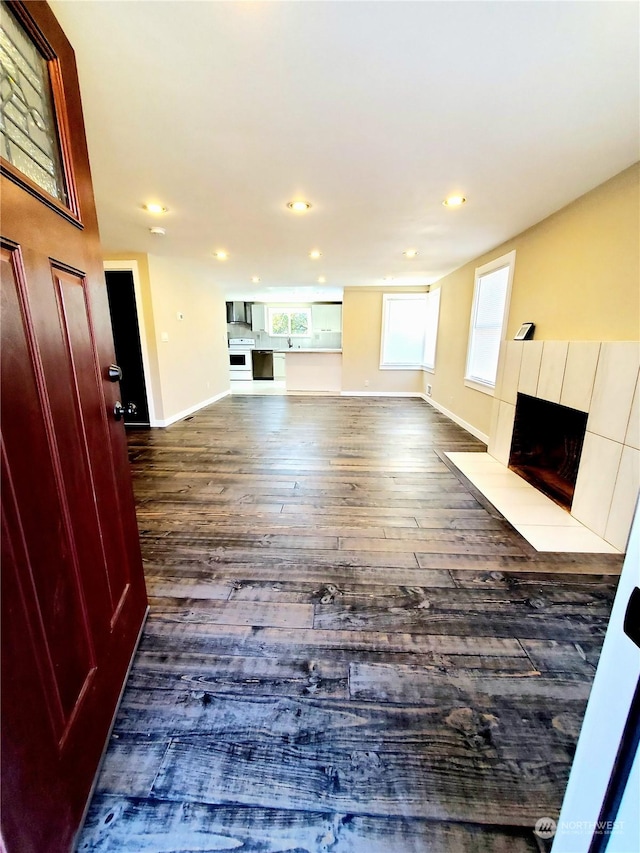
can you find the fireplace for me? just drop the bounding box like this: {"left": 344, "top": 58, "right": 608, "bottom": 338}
{"left": 509, "top": 393, "right": 588, "bottom": 510}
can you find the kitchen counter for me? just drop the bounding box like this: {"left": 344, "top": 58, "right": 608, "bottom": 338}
{"left": 273, "top": 348, "right": 342, "bottom": 353}
{"left": 284, "top": 350, "right": 342, "bottom": 392}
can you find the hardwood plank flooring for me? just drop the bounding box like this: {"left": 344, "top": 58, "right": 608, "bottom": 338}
{"left": 77, "top": 396, "right": 622, "bottom": 852}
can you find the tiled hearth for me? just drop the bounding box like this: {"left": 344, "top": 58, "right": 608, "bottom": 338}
{"left": 447, "top": 451, "right": 619, "bottom": 553}
{"left": 482, "top": 340, "right": 639, "bottom": 552}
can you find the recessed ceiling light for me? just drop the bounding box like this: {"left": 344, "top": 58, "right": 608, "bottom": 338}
{"left": 251, "top": 276, "right": 260, "bottom": 283}
{"left": 214, "top": 250, "right": 228, "bottom": 260}
{"left": 403, "top": 249, "right": 418, "bottom": 258}
{"left": 318, "top": 277, "right": 326, "bottom": 284}
{"left": 149, "top": 227, "right": 166, "bottom": 236}
{"left": 309, "top": 250, "right": 322, "bottom": 259}
{"left": 287, "top": 200, "right": 312, "bottom": 212}
{"left": 143, "top": 203, "right": 167, "bottom": 214}
{"left": 443, "top": 195, "right": 467, "bottom": 207}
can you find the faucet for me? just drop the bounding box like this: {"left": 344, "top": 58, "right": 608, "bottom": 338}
{"left": 287, "top": 337, "right": 292, "bottom": 349}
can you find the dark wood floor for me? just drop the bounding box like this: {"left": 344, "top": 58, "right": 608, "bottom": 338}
{"left": 77, "top": 396, "right": 622, "bottom": 852}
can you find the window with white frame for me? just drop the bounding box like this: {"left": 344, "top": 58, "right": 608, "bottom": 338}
{"left": 380, "top": 293, "right": 440, "bottom": 369}
{"left": 266, "top": 307, "right": 311, "bottom": 337}
{"left": 465, "top": 251, "right": 515, "bottom": 393}
{"left": 422, "top": 288, "right": 441, "bottom": 371}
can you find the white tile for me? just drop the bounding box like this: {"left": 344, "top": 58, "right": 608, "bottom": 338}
{"left": 500, "top": 341, "right": 524, "bottom": 405}
{"left": 537, "top": 341, "right": 568, "bottom": 404}
{"left": 493, "top": 340, "right": 508, "bottom": 402}
{"left": 470, "top": 470, "right": 533, "bottom": 489}
{"left": 587, "top": 342, "right": 640, "bottom": 443}
{"left": 519, "top": 341, "right": 544, "bottom": 397}
{"left": 624, "top": 372, "right": 640, "bottom": 450}
{"left": 605, "top": 445, "right": 640, "bottom": 551}
{"left": 487, "top": 399, "right": 501, "bottom": 455}
{"left": 480, "top": 485, "right": 558, "bottom": 509}
{"left": 560, "top": 342, "right": 601, "bottom": 413}
{"left": 446, "top": 452, "right": 499, "bottom": 471}
{"left": 489, "top": 402, "right": 515, "bottom": 466}
{"left": 230, "top": 380, "right": 287, "bottom": 396}
{"left": 503, "top": 503, "right": 582, "bottom": 526}
{"left": 513, "top": 524, "right": 620, "bottom": 554}
{"left": 572, "top": 431, "right": 623, "bottom": 537}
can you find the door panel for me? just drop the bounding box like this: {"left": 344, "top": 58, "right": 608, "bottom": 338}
{"left": 1, "top": 496, "right": 74, "bottom": 853}
{"left": 0, "top": 3, "right": 148, "bottom": 851}
{"left": 54, "top": 265, "right": 132, "bottom": 614}
{"left": 1, "top": 246, "right": 96, "bottom": 724}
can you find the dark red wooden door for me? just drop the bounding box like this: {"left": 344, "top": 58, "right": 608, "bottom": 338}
{"left": 0, "top": 3, "right": 148, "bottom": 851}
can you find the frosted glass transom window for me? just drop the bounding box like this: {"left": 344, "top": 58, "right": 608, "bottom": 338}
{"left": 0, "top": 2, "right": 67, "bottom": 202}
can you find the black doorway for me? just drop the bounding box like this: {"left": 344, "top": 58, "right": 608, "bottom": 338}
{"left": 105, "top": 270, "right": 150, "bottom": 427}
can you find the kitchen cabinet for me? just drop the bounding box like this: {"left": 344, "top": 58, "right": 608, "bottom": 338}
{"left": 311, "top": 304, "right": 342, "bottom": 333}
{"left": 251, "top": 303, "right": 266, "bottom": 332}
{"left": 273, "top": 352, "right": 286, "bottom": 379}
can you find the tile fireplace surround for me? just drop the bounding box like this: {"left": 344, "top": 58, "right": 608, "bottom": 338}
{"left": 485, "top": 340, "right": 640, "bottom": 552}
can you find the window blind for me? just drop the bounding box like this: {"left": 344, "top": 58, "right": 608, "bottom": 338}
{"left": 466, "top": 265, "right": 510, "bottom": 386}
{"left": 380, "top": 295, "right": 427, "bottom": 367}
{"left": 423, "top": 288, "right": 441, "bottom": 370}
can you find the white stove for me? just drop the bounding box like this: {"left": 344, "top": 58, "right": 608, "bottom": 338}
{"left": 228, "top": 337, "right": 255, "bottom": 380}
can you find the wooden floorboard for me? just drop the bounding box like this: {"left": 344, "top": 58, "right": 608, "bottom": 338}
{"left": 77, "top": 396, "right": 622, "bottom": 851}
{"left": 79, "top": 796, "right": 540, "bottom": 852}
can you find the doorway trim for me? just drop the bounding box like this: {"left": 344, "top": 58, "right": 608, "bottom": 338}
{"left": 103, "top": 260, "right": 160, "bottom": 426}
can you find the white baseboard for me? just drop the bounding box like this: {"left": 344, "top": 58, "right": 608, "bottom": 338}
{"left": 420, "top": 394, "right": 489, "bottom": 445}
{"left": 155, "top": 389, "right": 231, "bottom": 427}
{"left": 341, "top": 391, "right": 424, "bottom": 398}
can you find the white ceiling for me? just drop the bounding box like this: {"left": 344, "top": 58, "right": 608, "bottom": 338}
{"left": 51, "top": 1, "right": 639, "bottom": 303}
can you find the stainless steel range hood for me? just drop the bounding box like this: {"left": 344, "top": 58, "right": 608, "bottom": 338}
{"left": 226, "top": 301, "right": 252, "bottom": 324}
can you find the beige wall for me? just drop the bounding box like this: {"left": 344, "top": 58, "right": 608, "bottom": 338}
{"left": 342, "top": 288, "right": 424, "bottom": 394}
{"left": 146, "top": 255, "right": 229, "bottom": 421}
{"left": 429, "top": 163, "right": 640, "bottom": 439}
{"left": 104, "top": 253, "right": 229, "bottom": 424}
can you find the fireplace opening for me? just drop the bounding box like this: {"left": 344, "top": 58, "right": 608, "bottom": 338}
{"left": 509, "top": 393, "right": 588, "bottom": 511}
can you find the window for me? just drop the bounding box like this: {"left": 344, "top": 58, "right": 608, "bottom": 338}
{"left": 422, "top": 288, "right": 441, "bottom": 371}
{"left": 0, "top": 4, "right": 68, "bottom": 204}
{"left": 465, "top": 251, "right": 515, "bottom": 393}
{"left": 380, "top": 293, "right": 427, "bottom": 369}
{"left": 267, "top": 307, "right": 311, "bottom": 337}
{"left": 379, "top": 291, "right": 442, "bottom": 370}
